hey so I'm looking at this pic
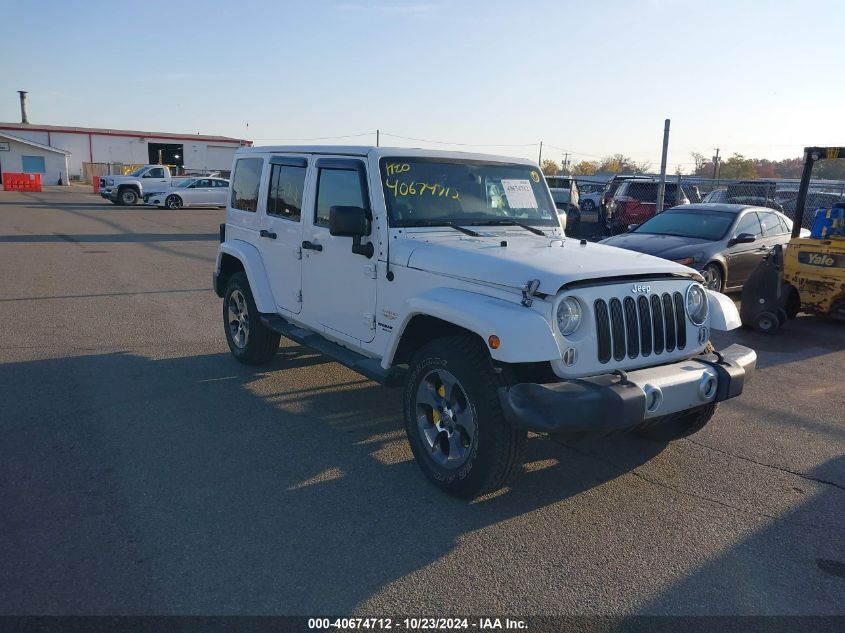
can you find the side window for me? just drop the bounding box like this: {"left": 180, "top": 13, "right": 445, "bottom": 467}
{"left": 197, "top": 179, "right": 212, "bottom": 188}
{"left": 230, "top": 157, "right": 263, "bottom": 212}
{"left": 147, "top": 167, "right": 165, "bottom": 178}
{"left": 315, "top": 168, "right": 365, "bottom": 227}
{"left": 733, "top": 212, "right": 762, "bottom": 238}
{"left": 759, "top": 211, "right": 784, "bottom": 236}
{"left": 214, "top": 179, "right": 229, "bottom": 188}
{"left": 267, "top": 164, "right": 307, "bottom": 222}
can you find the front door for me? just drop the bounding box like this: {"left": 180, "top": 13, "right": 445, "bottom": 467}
{"left": 261, "top": 157, "right": 308, "bottom": 315}
{"left": 191, "top": 178, "right": 215, "bottom": 205}
{"left": 301, "top": 158, "right": 377, "bottom": 343}
{"left": 726, "top": 210, "right": 764, "bottom": 287}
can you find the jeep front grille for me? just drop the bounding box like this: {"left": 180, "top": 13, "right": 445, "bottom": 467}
{"left": 595, "top": 292, "right": 686, "bottom": 363}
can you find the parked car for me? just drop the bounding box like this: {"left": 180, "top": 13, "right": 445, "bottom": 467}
{"left": 600, "top": 203, "right": 808, "bottom": 292}
{"left": 550, "top": 187, "right": 580, "bottom": 235}
{"left": 576, "top": 183, "right": 604, "bottom": 215}
{"left": 599, "top": 175, "right": 651, "bottom": 226}
{"left": 213, "top": 146, "right": 754, "bottom": 497}
{"left": 683, "top": 185, "right": 703, "bottom": 203}
{"left": 605, "top": 180, "right": 690, "bottom": 233}
{"left": 99, "top": 165, "right": 176, "bottom": 206}
{"left": 781, "top": 192, "right": 845, "bottom": 227}
{"left": 702, "top": 189, "right": 728, "bottom": 203}
{"left": 144, "top": 177, "right": 230, "bottom": 209}
{"left": 702, "top": 188, "right": 784, "bottom": 212}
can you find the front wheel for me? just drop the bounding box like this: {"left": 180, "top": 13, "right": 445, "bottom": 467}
{"left": 165, "top": 194, "right": 183, "bottom": 210}
{"left": 118, "top": 188, "right": 138, "bottom": 206}
{"left": 403, "top": 336, "right": 527, "bottom": 498}
{"left": 702, "top": 263, "right": 724, "bottom": 292}
{"left": 223, "top": 272, "right": 280, "bottom": 365}
{"left": 753, "top": 310, "right": 780, "bottom": 334}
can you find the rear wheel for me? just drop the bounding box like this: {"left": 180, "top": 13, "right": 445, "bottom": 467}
{"left": 223, "top": 272, "right": 280, "bottom": 365}
{"left": 403, "top": 336, "right": 527, "bottom": 498}
{"left": 165, "top": 194, "right": 183, "bottom": 210}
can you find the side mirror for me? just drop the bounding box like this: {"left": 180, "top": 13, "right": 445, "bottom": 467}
{"left": 329, "top": 205, "right": 369, "bottom": 237}
{"left": 627, "top": 223, "right": 639, "bottom": 232}
{"left": 329, "top": 205, "right": 373, "bottom": 258}
{"left": 729, "top": 232, "right": 756, "bottom": 246}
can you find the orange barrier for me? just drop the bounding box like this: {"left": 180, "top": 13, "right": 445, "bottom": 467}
{"left": 92, "top": 176, "right": 100, "bottom": 193}
{"left": 2, "top": 173, "right": 42, "bottom": 192}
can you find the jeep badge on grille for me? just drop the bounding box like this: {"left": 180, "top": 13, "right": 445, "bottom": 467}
{"left": 631, "top": 284, "right": 651, "bottom": 293}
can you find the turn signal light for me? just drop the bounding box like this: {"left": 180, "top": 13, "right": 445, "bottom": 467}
{"left": 488, "top": 335, "right": 501, "bottom": 349}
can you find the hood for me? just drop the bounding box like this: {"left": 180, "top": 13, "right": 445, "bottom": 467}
{"left": 396, "top": 232, "right": 695, "bottom": 294}
{"left": 601, "top": 232, "right": 712, "bottom": 259}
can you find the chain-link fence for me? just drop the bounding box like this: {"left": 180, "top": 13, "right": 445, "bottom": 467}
{"left": 569, "top": 173, "right": 845, "bottom": 238}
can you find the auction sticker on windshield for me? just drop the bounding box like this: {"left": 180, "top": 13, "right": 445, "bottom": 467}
{"left": 501, "top": 179, "right": 538, "bottom": 209}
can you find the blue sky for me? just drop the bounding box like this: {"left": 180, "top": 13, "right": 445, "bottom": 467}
{"left": 1, "top": 0, "right": 843, "bottom": 170}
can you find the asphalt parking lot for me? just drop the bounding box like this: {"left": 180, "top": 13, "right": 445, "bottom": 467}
{"left": 1, "top": 187, "right": 844, "bottom": 616}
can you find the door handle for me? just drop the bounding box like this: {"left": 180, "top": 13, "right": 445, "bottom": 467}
{"left": 260, "top": 230, "right": 277, "bottom": 239}
{"left": 302, "top": 240, "right": 323, "bottom": 252}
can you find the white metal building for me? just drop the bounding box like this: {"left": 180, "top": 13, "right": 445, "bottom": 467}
{"left": 0, "top": 122, "right": 250, "bottom": 182}
{"left": 0, "top": 131, "right": 70, "bottom": 185}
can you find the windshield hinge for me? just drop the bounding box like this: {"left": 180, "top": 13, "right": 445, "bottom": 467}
{"left": 294, "top": 246, "right": 302, "bottom": 260}
{"left": 364, "top": 313, "right": 376, "bottom": 330}
{"left": 522, "top": 279, "right": 541, "bottom": 307}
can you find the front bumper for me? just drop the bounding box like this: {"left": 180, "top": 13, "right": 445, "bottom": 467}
{"left": 100, "top": 188, "right": 117, "bottom": 201}
{"left": 499, "top": 344, "right": 756, "bottom": 434}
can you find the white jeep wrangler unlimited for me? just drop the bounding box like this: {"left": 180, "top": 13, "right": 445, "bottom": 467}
{"left": 214, "top": 146, "right": 756, "bottom": 497}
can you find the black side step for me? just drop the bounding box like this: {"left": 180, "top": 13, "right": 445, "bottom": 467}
{"left": 260, "top": 314, "right": 405, "bottom": 387}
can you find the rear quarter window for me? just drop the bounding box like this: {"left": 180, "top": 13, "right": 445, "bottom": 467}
{"left": 230, "top": 157, "right": 264, "bottom": 212}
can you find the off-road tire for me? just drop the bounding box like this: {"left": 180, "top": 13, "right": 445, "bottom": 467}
{"left": 118, "top": 187, "right": 138, "bottom": 206}
{"left": 635, "top": 402, "right": 718, "bottom": 442}
{"left": 223, "top": 272, "right": 280, "bottom": 365}
{"left": 403, "top": 335, "right": 527, "bottom": 498}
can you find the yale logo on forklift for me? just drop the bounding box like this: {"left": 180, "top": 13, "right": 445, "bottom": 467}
{"left": 798, "top": 252, "right": 843, "bottom": 268}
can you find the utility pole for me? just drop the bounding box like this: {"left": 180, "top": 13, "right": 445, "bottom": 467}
{"left": 538, "top": 141, "right": 543, "bottom": 165}
{"left": 712, "top": 147, "right": 721, "bottom": 182}
{"left": 562, "top": 152, "right": 570, "bottom": 173}
{"left": 655, "top": 119, "right": 671, "bottom": 214}
{"left": 376, "top": 129, "right": 379, "bottom": 147}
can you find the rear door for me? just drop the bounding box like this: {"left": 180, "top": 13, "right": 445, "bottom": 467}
{"left": 726, "top": 211, "right": 763, "bottom": 287}
{"left": 260, "top": 156, "right": 308, "bottom": 315}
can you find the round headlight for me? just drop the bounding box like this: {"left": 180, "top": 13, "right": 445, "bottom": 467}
{"left": 557, "top": 296, "right": 582, "bottom": 336}
{"left": 686, "top": 283, "right": 708, "bottom": 325}
{"left": 106, "top": 178, "right": 114, "bottom": 186}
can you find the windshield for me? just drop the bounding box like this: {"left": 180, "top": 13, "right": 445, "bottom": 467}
{"left": 633, "top": 209, "right": 734, "bottom": 240}
{"left": 129, "top": 167, "right": 147, "bottom": 177}
{"left": 380, "top": 158, "right": 559, "bottom": 227}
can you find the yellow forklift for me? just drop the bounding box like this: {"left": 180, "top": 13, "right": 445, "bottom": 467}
{"left": 741, "top": 146, "right": 845, "bottom": 332}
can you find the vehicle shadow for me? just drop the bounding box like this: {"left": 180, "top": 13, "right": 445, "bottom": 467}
{"left": 0, "top": 348, "right": 665, "bottom": 614}
{"left": 638, "top": 454, "right": 845, "bottom": 615}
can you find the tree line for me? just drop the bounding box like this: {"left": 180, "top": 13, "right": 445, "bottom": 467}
{"left": 541, "top": 152, "right": 845, "bottom": 180}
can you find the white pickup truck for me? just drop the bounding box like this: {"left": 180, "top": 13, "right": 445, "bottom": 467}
{"left": 213, "top": 146, "right": 756, "bottom": 498}
{"left": 99, "top": 165, "right": 175, "bottom": 206}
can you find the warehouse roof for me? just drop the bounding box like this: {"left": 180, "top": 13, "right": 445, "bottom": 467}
{"left": 0, "top": 130, "right": 71, "bottom": 154}
{"left": 0, "top": 122, "right": 249, "bottom": 144}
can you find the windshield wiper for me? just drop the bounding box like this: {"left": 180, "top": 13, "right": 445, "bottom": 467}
{"left": 474, "top": 220, "right": 547, "bottom": 236}
{"left": 403, "top": 220, "right": 481, "bottom": 237}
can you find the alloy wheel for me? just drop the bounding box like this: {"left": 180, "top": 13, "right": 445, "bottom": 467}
{"left": 415, "top": 368, "right": 476, "bottom": 469}
{"left": 227, "top": 289, "right": 249, "bottom": 349}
